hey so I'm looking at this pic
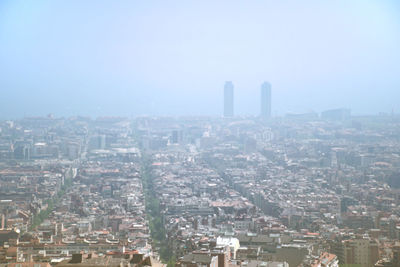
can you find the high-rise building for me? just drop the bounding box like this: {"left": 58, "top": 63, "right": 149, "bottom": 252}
{"left": 224, "top": 81, "right": 234, "bottom": 117}
{"left": 260, "top": 82, "right": 272, "bottom": 119}
{"left": 331, "top": 238, "right": 379, "bottom": 267}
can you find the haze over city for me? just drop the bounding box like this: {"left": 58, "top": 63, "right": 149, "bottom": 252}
{"left": 3, "top": 2, "right": 400, "bottom": 267}
{"left": 1, "top": 0, "right": 400, "bottom": 118}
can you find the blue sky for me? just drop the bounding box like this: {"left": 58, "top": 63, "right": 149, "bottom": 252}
{"left": 0, "top": 0, "right": 399, "bottom": 118}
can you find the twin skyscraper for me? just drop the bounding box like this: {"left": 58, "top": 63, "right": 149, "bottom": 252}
{"left": 224, "top": 81, "right": 272, "bottom": 118}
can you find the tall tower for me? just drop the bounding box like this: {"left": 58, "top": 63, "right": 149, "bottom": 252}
{"left": 260, "top": 82, "right": 271, "bottom": 119}
{"left": 224, "top": 81, "right": 234, "bottom": 117}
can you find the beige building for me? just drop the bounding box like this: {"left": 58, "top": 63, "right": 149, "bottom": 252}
{"left": 342, "top": 238, "right": 379, "bottom": 267}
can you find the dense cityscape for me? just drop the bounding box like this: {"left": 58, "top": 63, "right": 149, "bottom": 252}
{"left": 0, "top": 92, "right": 400, "bottom": 267}
{"left": 1, "top": 1, "right": 400, "bottom": 267}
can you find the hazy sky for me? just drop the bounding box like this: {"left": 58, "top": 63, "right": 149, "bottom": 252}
{"left": 1, "top": 0, "right": 399, "bottom": 118}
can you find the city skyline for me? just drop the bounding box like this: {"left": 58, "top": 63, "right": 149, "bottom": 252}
{"left": 1, "top": 1, "right": 400, "bottom": 266}
{"left": 1, "top": 114, "right": 400, "bottom": 266}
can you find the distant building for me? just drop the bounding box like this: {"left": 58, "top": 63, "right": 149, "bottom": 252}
{"left": 216, "top": 236, "right": 240, "bottom": 259}
{"left": 310, "top": 252, "right": 339, "bottom": 267}
{"left": 67, "top": 142, "right": 81, "bottom": 160}
{"left": 224, "top": 81, "right": 234, "bottom": 117}
{"left": 13, "top": 141, "right": 31, "bottom": 160}
{"left": 260, "top": 82, "right": 272, "bottom": 119}
{"left": 32, "top": 142, "right": 48, "bottom": 158}
{"left": 393, "top": 243, "right": 400, "bottom": 266}
{"left": 176, "top": 252, "right": 219, "bottom": 267}
{"left": 241, "top": 261, "right": 289, "bottom": 267}
{"left": 56, "top": 252, "right": 160, "bottom": 267}
{"left": 321, "top": 108, "right": 351, "bottom": 121}
{"left": 171, "top": 129, "right": 183, "bottom": 144}
{"left": 331, "top": 238, "right": 379, "bottom": 267}
{"left": 89, "top": 135, "right": 106, "bottom": 150}
{"left": 285, "top": 112, "right": 319, "bottom": 120}
{"left": 0, "top": 229, "right": 18, "bottom": 246}
{"left": 374, "top": 242, "right": 400, "bottom": 267}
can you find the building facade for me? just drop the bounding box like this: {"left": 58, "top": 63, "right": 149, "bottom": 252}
{"left": 261, "top": 82, "right": 271, "bottom": 119}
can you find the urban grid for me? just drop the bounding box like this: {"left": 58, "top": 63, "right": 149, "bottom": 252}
{"left": 0, "top": 83, "right": 400, "bottom": 267}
